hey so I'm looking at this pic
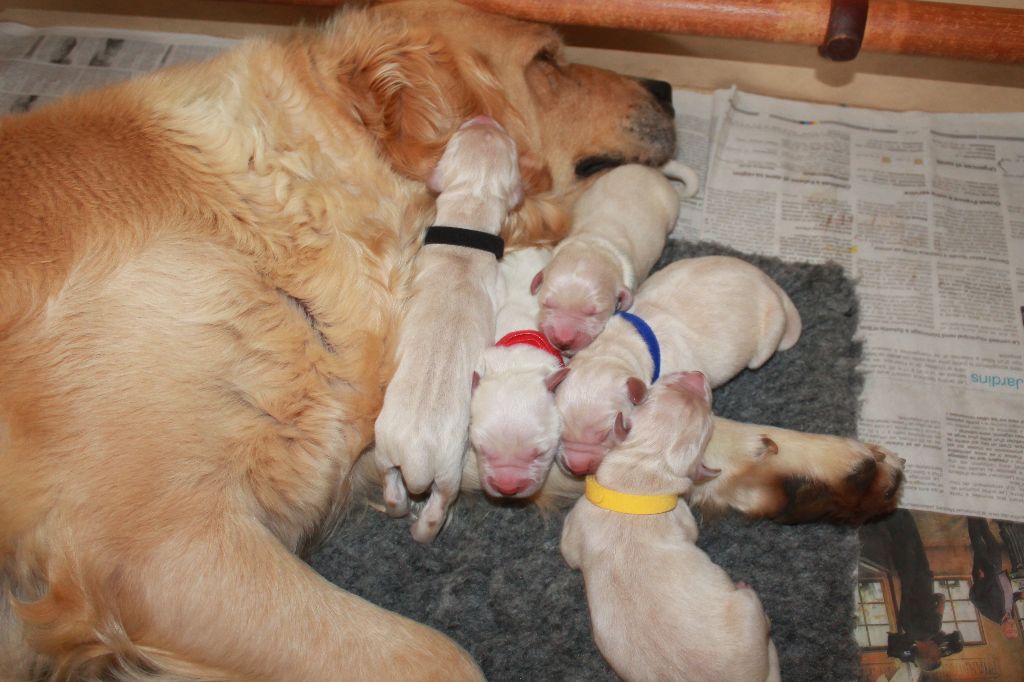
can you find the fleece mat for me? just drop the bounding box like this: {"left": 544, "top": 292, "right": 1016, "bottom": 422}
{"left": 309, "top": 239, "right": 864, "bottom": 682}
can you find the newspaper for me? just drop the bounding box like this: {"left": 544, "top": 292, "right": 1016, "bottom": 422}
{"left": 670, "top": 87, "right": 1024, "bottom": 524}
{"left": 0, "top": 22, "right": 235, "bottom": 112}
{"left": 666, "top": 85, "right": 1024, "bottom": 682}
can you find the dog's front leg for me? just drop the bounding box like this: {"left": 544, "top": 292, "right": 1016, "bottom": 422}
{"left": 690, "top": 417, "right": 904, "bottom": 524}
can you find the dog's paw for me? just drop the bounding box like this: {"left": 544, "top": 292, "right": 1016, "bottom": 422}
{"left": 772, "top": 440, "right": 904, "bottom": 524}
{"left": 693, "top": 420, "right": 904, "bottom": 525}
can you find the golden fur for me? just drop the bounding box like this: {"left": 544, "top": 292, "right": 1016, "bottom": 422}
{"left": 0, "top": 2, "right": 676, "bottom": 679}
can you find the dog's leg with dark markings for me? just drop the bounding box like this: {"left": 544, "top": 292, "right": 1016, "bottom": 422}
{"left": 689, "top": 418, "right": 904, "bottom": 524}
{"left": 530, "top": 417, "right": 902, "bottom": 523}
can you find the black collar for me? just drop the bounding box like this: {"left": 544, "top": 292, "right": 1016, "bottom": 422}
{"left": 423, "top": 225, "right": 504, "bottom": 260}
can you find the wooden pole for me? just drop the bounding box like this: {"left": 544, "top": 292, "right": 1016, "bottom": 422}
{"left": 455, "top": 0, "right": 1024, "bottom": 64}
{"left": 232, "top": 0, "right": 1024, "bottom": 64}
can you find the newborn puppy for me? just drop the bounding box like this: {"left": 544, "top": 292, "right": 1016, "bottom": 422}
{"left": 557, "top": 255, "right": 801, "bottom": 475}
{"left": 534, "top": 164, "right": 683, "bottom": 355}
{"left": 374, "top": 117, "right": 522, "bottom": 543}
{"left": 469, "top": 246, "right": 569, "bottom": 499}
{"left": 561, "top": 372, "right": 781, "bottom": 682}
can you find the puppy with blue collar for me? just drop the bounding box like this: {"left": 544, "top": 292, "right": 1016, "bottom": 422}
{"left": 555, "top": 254, "right": 802, "bottom": 477}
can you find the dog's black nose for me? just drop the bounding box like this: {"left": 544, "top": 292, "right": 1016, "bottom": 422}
{"left": 640, "top": 78, "right": 674, "bottom": 115}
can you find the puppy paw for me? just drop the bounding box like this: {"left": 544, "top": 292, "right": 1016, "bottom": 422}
{"left": 383, "top": 467, "right": 411, "bottom": 518}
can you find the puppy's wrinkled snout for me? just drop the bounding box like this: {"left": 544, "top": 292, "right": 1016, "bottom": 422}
{"left": 561, "top": 440, "right": 609, "bottom": 476}
{"left": 486, "top": 474, "right": 532, "bottom": 497}
{"left": 542, "top": 324, "right": 589, "bottom": 354}
{"left": 639, "top": 78, "right": 674, "bottom": 116}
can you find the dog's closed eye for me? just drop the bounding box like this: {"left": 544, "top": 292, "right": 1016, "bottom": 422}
{"left": 533, "top": 48, "right": 558, "bottom": 66}
{"left": 574, "top": 155, "right": 625, "bottom": 178}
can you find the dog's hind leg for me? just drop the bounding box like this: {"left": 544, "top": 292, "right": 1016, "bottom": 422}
{"left": 14, "top": 516, "right": 483, "bottom": 681}
{"left": 132, "top": 519, "right": 484, "bottom": 681}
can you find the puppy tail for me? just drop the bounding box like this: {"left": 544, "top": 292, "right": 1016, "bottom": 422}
{"left": 776, "top": 284, "right": 802, "bottom": 352}
{"left": 661, "top": 160, "right": 700, "bottom": 198}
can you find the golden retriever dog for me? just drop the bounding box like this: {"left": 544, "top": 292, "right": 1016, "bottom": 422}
{"left": 0, "top": 1, "right": 901, "bottom": 679}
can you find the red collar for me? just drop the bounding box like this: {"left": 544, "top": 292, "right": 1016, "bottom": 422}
{"left": 495, "top": 330, "right": 565, "bottom": 367}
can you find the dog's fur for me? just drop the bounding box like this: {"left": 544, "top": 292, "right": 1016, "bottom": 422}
{"left": 0, "top": 2, "right": 677, "bottom": 678}
{"left": 469, "top": 246, "right": 567, "bottom": 499}
{"left": 561, "top": 373, "right": 780, "bottom": 682}
{"left": 557, "top": 255, "right": 802, "bottom": 476}
{"left": 535, "top": 164, "right": 680, "bottom": 354}
{"left": 374, "top": 117, "right": 521, "bottom": 543}
{"left": 0, "top": 1, "right": 902, "bottom": 678}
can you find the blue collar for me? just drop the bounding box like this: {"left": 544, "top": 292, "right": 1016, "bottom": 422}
{"left": 615, "top": 310, "right": 660, "bottom": 383}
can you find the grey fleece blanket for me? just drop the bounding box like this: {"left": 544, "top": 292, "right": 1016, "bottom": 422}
{"left": 309, "top": 239, "right": 864, "bottom": 682}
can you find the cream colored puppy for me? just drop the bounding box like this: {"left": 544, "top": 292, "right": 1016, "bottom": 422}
{"left": 557, "top": 255, "right": 801, "bottom": 475}
{"left": 561, "top": 372, "right": 781, "bottom": 682}
{"left": 469, "top": 246, "right": 569, "bottom": 499}
{"left": 374, "top": 116, "right": 522, "bottom": 543}
{"left": 534, "top": 163, "right": 686, "bottom": 354}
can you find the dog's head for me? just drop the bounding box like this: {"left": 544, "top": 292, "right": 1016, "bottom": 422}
{"left": 319, "top": 0, "right": 676, "bottom": 244}
{"left": 597, "top": 371, "right": 718, "bottom": 494}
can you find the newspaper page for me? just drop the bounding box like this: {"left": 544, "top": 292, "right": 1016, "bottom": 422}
{"left": 0, "top": 22, "right": 236, "bottom": 112}
{"left": 666, "top": 87, "right": 1024, "bottom": 680}
{"left": 672, "top": 87, "right": 1024, "bottom": 525}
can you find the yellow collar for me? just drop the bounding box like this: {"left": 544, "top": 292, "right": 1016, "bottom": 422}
{"left": 584, "top": 476, "right": 678, "bottom": 515}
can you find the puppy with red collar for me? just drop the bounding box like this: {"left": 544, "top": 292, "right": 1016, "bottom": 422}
{"left": 468, "top": 246, "right": 568, "bottom": 500}
{"left": 561, "top": 372, "right": 781, "bottom": 682}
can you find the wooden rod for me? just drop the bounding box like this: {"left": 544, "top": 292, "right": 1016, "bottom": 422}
{"left": 454, "top": 0, "right": 1024, "bottom": 63}
{"left": 230, "top": 0, "right": 1024, "bottom": 63}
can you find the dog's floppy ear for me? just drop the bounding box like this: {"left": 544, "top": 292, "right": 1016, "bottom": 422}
{"left": 330, "top": 14, "right": 477, "bottom": 181}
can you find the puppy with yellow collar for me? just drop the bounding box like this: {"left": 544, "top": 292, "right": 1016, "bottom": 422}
{"left": 561, "top": 371, "right": 780, "bottom": 682}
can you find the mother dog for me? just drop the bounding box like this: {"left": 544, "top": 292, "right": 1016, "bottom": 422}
{"left": 0, "top": 1, "right": 901, "bottom": 679}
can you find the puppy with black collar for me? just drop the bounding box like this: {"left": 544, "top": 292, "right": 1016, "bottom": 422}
{"left": 374, "top": 117, "right": 522, "bottom": 543}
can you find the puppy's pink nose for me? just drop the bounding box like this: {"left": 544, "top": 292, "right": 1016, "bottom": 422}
{"left": 546, "top": 327, "right": 576, "bottom": 351}
{"left": 487, "top": 474, "right": 532, "bottom": 496}
{"left": 561, "top": 447, "right": 605, "bottom": 476}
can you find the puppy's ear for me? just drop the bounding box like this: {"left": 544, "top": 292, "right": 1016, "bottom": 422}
{"left": 530, "top": 271, "right": 544, "bottom": 295}
{"left": 545, "top": 367, "right": 570, "bottom": 392}
{"left": 426, "top": 162, "right": 445, "bottom": 194}
{"left": 662, "top": 371, "right": 711, "bottom": 405}
{"left": 626, "top": 377, "right": 647, "bottom": 405}
{"left": 615, "top": 288, "right": 633, "bottom": 311}
{"left": 613, "top": 412, "right": 631, "bottom": 442}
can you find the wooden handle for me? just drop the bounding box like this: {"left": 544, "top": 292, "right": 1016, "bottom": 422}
{"left": 232, "top": 0, "right": 1024, "bottom": 63}
{"left": 456, "top": 0, "right": 1024, "bottom": 63}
